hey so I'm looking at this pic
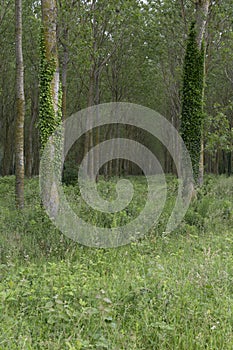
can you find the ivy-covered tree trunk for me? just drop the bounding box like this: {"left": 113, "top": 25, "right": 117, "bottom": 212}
{"left": 39, "top": 0, "right": 61, "bottom": 217}
{"left": 181, "top": 1, "right": 210, "bottom": 186}
{"left": 180, "top": 23, "right": 204, "bottom": 183}
{"left": 40, "top": 0, "right": 60, "bottom": 141}
{"left": 195, "top": 0, "right": 210, "bottom": 185}
{"left": 15, "top": 0, "right": 25, "bottom": 209}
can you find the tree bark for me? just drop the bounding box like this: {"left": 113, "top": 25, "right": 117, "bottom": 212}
{"left": 25, "top": 83, "right": 38, "bottom": 177}
{"left": 42, "top": 0, "right": 60, "bottom": 116}
{"left": 15, "top": 0, "right": 25, "bottom": 209}
{"left": 41, "top": 0, "right": 60, "bottom": 217}
{"left": 195, "top": 0, "right": 210, "bottom": 186}
{"left": 195, "top": 0, "right": 210, "bottom": 50}
{"left": 61, "top": 27, "right": 69, "bottom": 121}
{"left": 2, "top": 118, "right": 14, "bottom": 176}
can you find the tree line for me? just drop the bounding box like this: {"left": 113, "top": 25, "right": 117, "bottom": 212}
{"left": 0, "top": 0, "right": 232, "bottom": 207}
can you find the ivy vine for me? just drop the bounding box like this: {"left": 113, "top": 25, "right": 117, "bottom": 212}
{"left": 180, "top": 22, "right": 205, "bottom": 182}
{"left": 38, "top": 28, "right": 62, "bottom": 150}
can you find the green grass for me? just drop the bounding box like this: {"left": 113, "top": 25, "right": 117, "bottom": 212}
{"left": 0, "top": 175, "right": 233, "bottom": 349}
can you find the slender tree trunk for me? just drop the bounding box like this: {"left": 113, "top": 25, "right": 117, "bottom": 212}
{"left": 42, "top": 0, "right": 60, "bottom": 116}
{"left": 108, "top": 125, "right": 114, "bottom": 178}
{"left": 15, "top": 0, "right": 25, "bottom": 209}
{"left": 85, "top": 69, "right": 95, "bottom": 177}
{"left": 2, "top": 119, "right": 14, "bottom": 175}
{"left": 85, "top": 66, "right": 101, "bottom": 178}
{"left": 227, "top": 151, "right": 232, "bottom": 176}
{"left": 61, "top": 27, "right": 68, "bottom": 121}
{"left": 25, "top": 84, "right": 38, "bottom": 177}
{"left": 33, "top": 130, "right": 40, "bottom": 175}
{"left": 196, "top": 0, "right": 210, "bottom": 51}
{"left": 41, "top": 0, "right": 60, "bottom": 217}
{"left": 195, "top": 0, "right": 210, "bottom": 185}
{"left": 215, "top": 150, "right": 219, "bottom": 175}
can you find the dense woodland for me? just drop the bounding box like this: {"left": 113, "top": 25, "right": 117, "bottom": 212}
{"left": 0, "top": 0, "right": 233, "bottom": 185}
{"left": 1, "top": 1, "right": 233, "bottom": 348}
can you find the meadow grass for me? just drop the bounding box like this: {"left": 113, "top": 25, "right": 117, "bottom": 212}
{"left": 0, "top": 175, "right": 233, "bottom": 349}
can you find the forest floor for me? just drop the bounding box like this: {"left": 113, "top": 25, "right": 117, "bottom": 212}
{"left": 0, "top": 175, "right": 233, "bottom": 349}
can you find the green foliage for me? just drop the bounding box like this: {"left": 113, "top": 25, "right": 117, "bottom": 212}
{"left": 62, "top": 159, "right": 79, "bottom": 185}
{"left": 1, "top": 0, "right": 233, "bottom": 179}
{"left": 1, "top": 175, "right": 233, "bottom": 348}
{"left": 180, "top": 22, "right": 205, "bottom": 181}
{"left": 38, "top": 30, "right": 62, "bottom": 149}
{"left": 205, "top": 103, "right": 233, "bottom": 154}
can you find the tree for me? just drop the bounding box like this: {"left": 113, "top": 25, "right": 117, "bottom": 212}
{"left": 180, "top": 22, "right": 204, "bottom": 182}
{"left": 180, "top": 0, "right": 210, "bottom": 184}
{"left": 195, "top": 0, "right": 210, "bottom": 185}
{"left": 204, "top": 0, "right": 233, "bottom": 176}
{"left": 204, "top": 106, "right": 233, "bottom": 174}
{"left": 15, "top": 0, "right": 25, "bottom": 209}
{"left": 195, "top": 0, "right": 210, "bottom": 50}
{"left": 23, "top": 0, "right": 41, "bottom": 177}
{"left": 2, "top": 0, "right": 232, "bottom": 181}
{"left": 39, "top": 0, "right": 61, "bottom": 149}
{"left": 39, "top": 0, "right": 62, "bottom": 216}
{"left": 0, "top": 1, "right": 15, "bottom": 176}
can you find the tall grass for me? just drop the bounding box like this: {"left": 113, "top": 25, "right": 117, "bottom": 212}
{"left": 0, "top": 175, "right": 233, "bottom": 349}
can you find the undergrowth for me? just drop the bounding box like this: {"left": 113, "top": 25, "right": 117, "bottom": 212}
{"left": 0, "top": 175, "right": 233, "bottom": 349}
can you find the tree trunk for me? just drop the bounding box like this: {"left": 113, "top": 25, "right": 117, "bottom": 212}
{"left": 195, "top": 0, "right": 210, "bottom": 186}
{"left": 227, "top": 151, "right": 232, "bottom": 176}
{"left": 41, "top": 0, "right": 60, "bottom": 217}
{"left": 15, "top": 0, "right": 25, "bottom": 209}
{"left": 195, "top": 0, "right": 210, "bottom": 51}
{"left": 25, "top": 84, "right": 38, "bottom": 177}
{"left": 84, "top": 69, "right": 95, "bottom": 177}
{"left": 61, "top": 27, "right": 68, "bottom": 121}
{"left": 215, "top": 150, "right": 219, "bottom": 175}
{"left": 2, "top": 118, "right": 14, "bottom": 176}
{"left": 41, "top": 0, "right": 60, "bottom": 116}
